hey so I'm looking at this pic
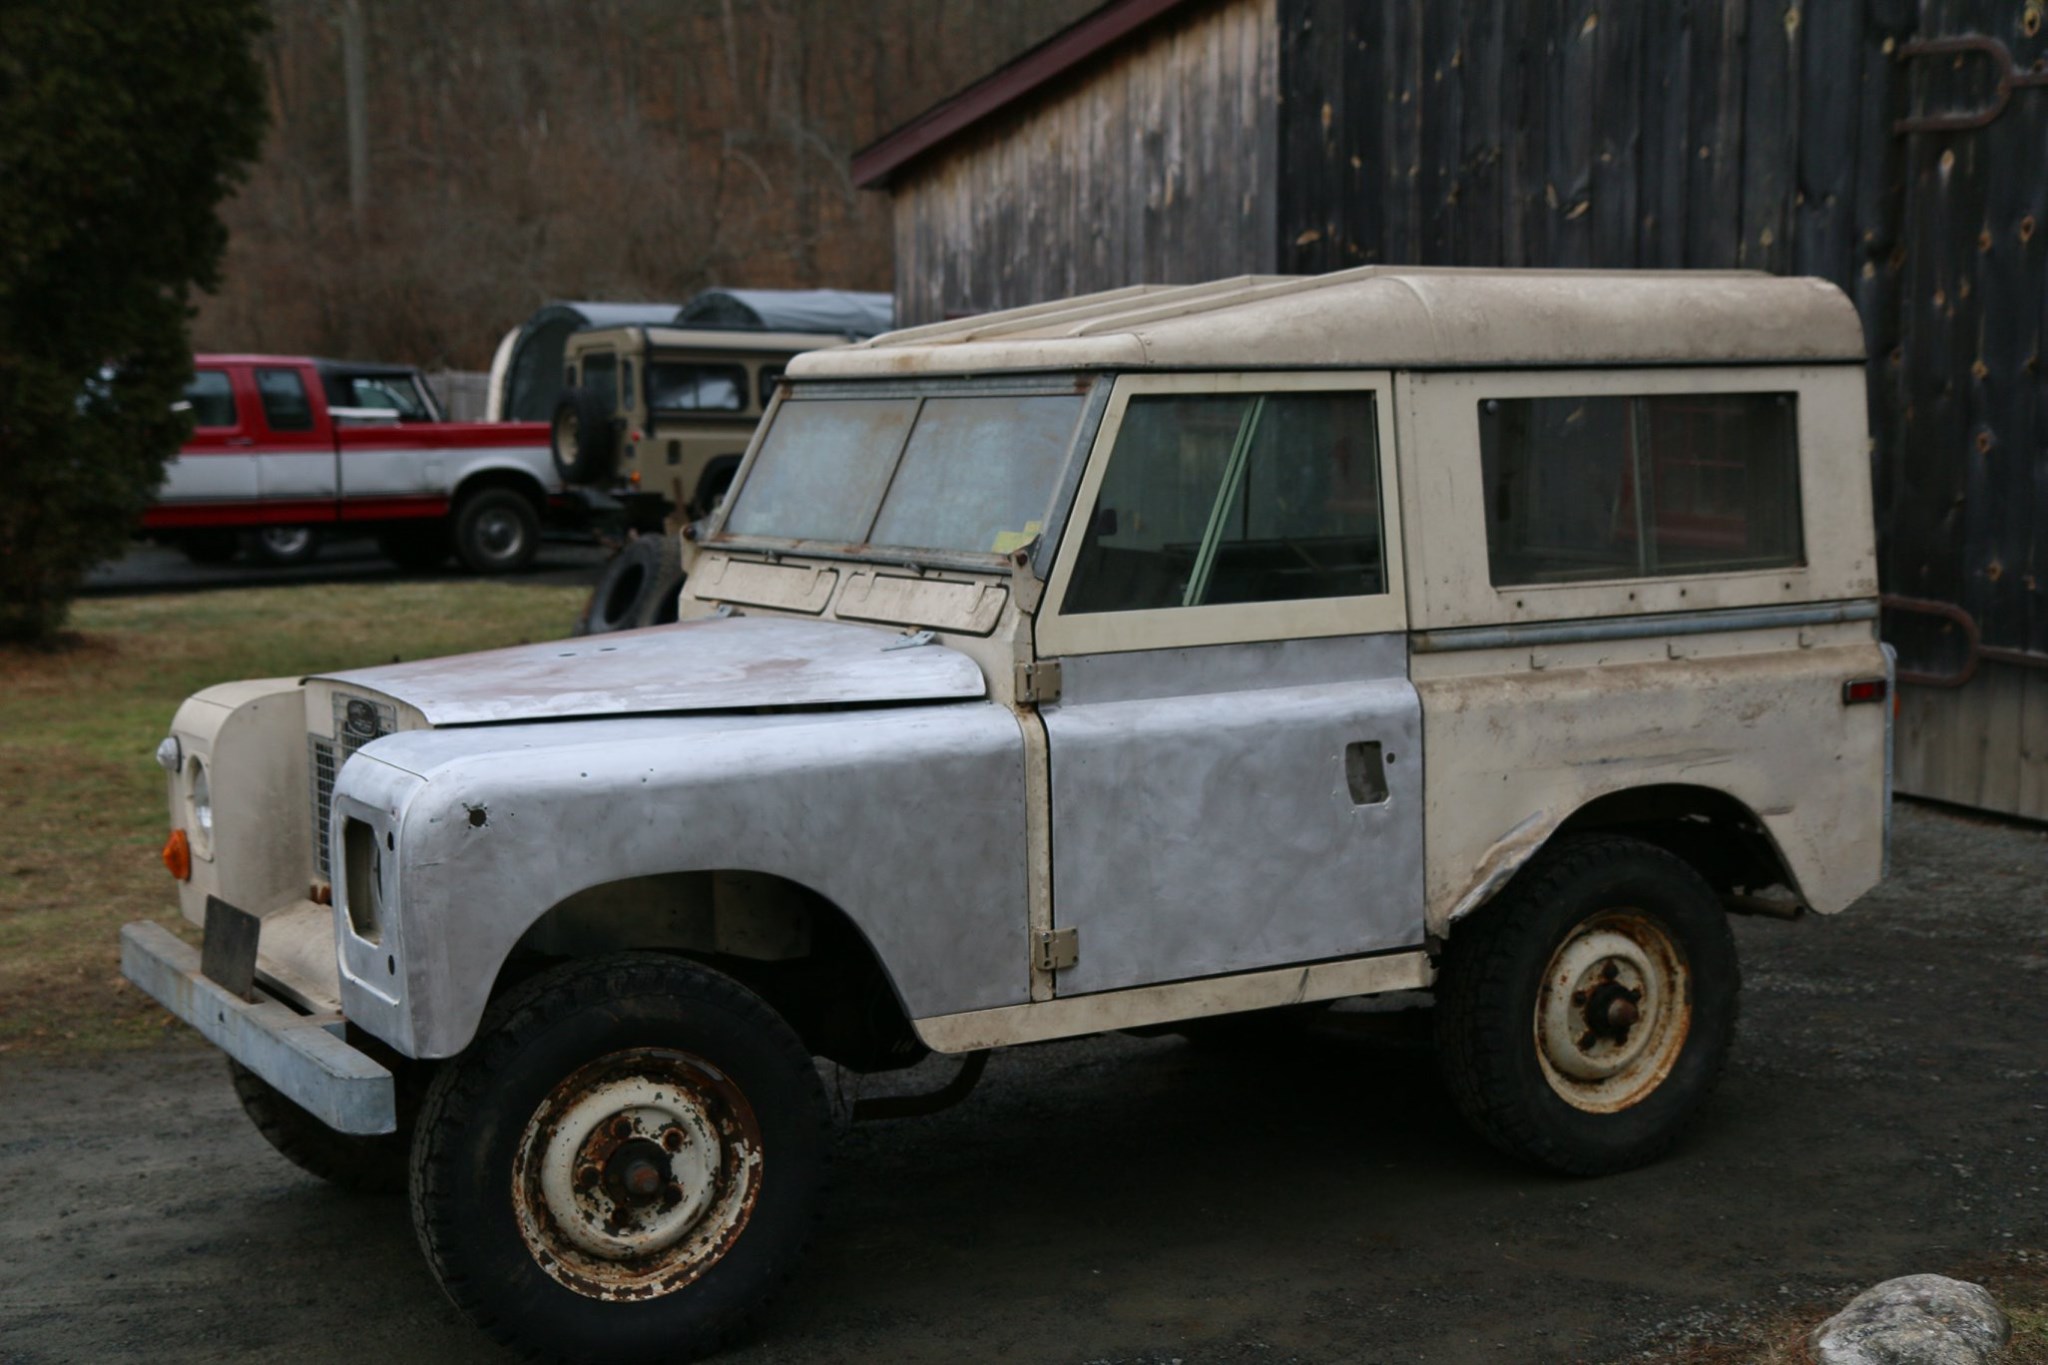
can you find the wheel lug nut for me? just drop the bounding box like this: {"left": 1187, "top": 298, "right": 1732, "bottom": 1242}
{"left": 661, "top": 1127, "right": 686, "bottom": 1152}
{"left": 610, "top": 1116, "right": 634, "bottom": 1139}
{"left": 575, "top": 1164, "right": 600, "bottom": 1190}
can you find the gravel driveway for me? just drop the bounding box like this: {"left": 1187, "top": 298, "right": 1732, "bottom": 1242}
{"left": 0, "top": 800, "right": 2042, "bottom": 1364}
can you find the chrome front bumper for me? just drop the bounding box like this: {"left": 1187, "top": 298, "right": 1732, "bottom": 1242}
{"left": 120, "top": 921, "right": 396, "bottom": 1135}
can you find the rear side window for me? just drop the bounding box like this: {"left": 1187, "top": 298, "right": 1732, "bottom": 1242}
{"left": 339, "top": 374, "right": 433, "bottom": 420}
{"left": 757, "top": 366, "right": 784, "bottom": 409}
{"left": 184, "top": 371, "right": 237, "bottom": 428}
{"left": 254, "top": 368, "right": 314, "bottom": 431}
{"left": 648, "top": 362, "right": 747, "bottom": 413}
{"left": 1478, "top": 392, "right": 1803, "bottom": 586}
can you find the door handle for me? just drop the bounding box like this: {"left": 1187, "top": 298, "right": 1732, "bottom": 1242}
{"left": 225, "top": 436, "right": 255, "bottom": 446}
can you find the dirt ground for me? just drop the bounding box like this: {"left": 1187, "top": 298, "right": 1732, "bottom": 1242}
{"left": 0, "top": 800, "right": 2042, "bottom": 1365}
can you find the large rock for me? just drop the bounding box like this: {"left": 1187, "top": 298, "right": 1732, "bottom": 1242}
{"left": 1809, "top": 1274, "right": 2011, "bottom": 1365}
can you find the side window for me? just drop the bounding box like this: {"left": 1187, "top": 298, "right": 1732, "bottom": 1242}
{"left": 757, "top": 366, "right": 784, "bottom": 410}
{"left": 648, "top": 362, "right": 747, "bottom": 413}
{"left": 1063, "top": 390, "right": 1386, "bottom": 614}
{"left": 621, "top": 359, "right": 636, "bottom": 411}
{"left": 582, "top": 352, "right": 619, "bottom": 410}
{"left": 254, "top": 368, "right": 314, "bottom": 431}
{"left": 184, "top": 371, "right": 238, "bottom": 428}
{"left": 1478, "top": 392, "right": 1803, "bottom": 585}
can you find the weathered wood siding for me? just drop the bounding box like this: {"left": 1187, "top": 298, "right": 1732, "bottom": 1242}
{"left": 890, "top": 0, "right": 1277, "bottom": 325}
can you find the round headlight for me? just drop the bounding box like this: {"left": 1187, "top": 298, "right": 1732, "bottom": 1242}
{"left": 189, "top": 761, "right": 213, "bottom": 841}
{"left": 155, "top": 735, "right": 182, "bottom": 773}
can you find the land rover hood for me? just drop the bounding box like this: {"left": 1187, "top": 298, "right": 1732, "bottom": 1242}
{"left": 312, "top": 616, "right": 986, "bottom": 725}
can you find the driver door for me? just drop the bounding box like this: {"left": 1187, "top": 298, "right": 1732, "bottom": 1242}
{"left": 1034, "top": 372, "right": 1424, "bottom": 996}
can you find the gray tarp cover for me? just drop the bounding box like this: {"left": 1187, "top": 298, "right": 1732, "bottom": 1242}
{"left": 676, "top": 288, "right": 892, "bottom": 339}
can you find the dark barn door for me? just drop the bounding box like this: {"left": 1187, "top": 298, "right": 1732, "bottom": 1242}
{"left": 1276, "top": 0, "right": 2048, "bottom": 816}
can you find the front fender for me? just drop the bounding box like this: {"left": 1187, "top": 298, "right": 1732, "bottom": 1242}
{"left": 331, "top": 704, "right": 1029, "bottom": 1059}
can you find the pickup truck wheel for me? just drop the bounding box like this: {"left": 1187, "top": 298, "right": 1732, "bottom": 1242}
{"left": 1432, "top": 835, "right": 1739, "bottom": 1176}
{"left": 227, "top": 1059, "right": 409, "bottom": 1193}
{"left": 410, "top": 954, "right": 829, "bottom": 1362}
{"left": 451, "top": 487, "right": 540, "bottom": 573}
{"left": 577, "top": 534, "right": 685, "bottom": 635}
{"left": 248, "top": 525, "right": 323, "bottom": 566}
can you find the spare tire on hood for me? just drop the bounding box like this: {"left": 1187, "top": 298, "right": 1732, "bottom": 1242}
{"left": 573, "top": 533, "right": 685, "bottom": 636}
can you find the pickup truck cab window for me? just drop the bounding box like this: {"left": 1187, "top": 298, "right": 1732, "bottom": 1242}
{"left": 183, "top": 370, "right": 238, "bottom": 428}
{"left": 254, "top": 367, "right": 315, "bottom": 432}
{"left": 336, "top": 374, "right": 434, "bottom": 421}
{"left": 1479, "top": 391, "right": 1803, "bottom": 585}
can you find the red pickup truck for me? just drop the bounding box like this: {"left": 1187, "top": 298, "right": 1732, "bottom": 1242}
{"left": 144, "top": 356, "right": 560, "bottom": 572}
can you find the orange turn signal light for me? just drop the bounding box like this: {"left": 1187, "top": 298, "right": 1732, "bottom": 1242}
{"left": 162, "top": 828, "right": 191, "bottom": 881}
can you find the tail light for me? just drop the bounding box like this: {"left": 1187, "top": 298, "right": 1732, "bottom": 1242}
{"left": 1843, "top": 677, "right": 1889, "bottom": 706}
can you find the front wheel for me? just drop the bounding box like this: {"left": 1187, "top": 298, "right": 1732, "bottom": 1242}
{"left": 1432, "top": 834, "right": 1739, "bottom": 1176}
{"left": 410, "top": 954, "right": 829, "bottom": 1362}
{"left": 248, "top": 525, "right": 323, "bottom": 566}
{"left": 451, "top": 487, "right": 540, "bottom": 573}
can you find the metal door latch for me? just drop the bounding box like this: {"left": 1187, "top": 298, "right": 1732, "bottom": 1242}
{"left": 1034, "top": 927, "right": 1078, "bottom": 972}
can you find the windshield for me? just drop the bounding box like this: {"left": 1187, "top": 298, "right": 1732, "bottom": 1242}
{"left": 721, "top": 387, "right": 1089, "bottom": 557}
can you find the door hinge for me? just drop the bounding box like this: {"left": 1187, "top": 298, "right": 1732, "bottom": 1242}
{"left": 1015, "top": 658, "right": 1063, "bottom": 704}
{"left": 1034, "top": 927, "right": 1078, "bottom": 972}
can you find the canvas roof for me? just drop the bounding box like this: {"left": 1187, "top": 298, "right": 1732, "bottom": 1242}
{"left": 787, "top": 267, "right": 1866, "bottom": 378}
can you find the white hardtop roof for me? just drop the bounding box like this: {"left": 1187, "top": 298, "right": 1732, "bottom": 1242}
{"left": 787, "top": 267, "right": 1865, "bottom": 379}
{"left": 611, "top": 326, "right": 851, "bottom": 354}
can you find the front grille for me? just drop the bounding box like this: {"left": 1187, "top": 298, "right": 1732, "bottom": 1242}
{"left": 310, "top": 693, "right": 397, "bottom": 879}
{"left": 310, "top": 737, "right": 338, "bottom": 877}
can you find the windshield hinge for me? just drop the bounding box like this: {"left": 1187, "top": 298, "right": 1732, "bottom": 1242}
{"left": 1015, "top": 658, "right": 1062, "bottom": 705}
{"left": 1034, "top": 927, "right": 1078, "bottom": 973}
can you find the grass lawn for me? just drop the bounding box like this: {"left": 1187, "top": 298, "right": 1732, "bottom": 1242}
{"left": 0, "top": 580, "right": 585, "bottom": 1057}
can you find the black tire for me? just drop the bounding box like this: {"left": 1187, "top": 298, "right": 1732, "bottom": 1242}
{"left": 452, "top": 486, "right": 541, "bottom": 573}
{"left": 247, "top": 525, "right": 323, "bottom": 566}
{"left": 551, "top": 386, "right": 618, "bottom": 486}
{"left": 377, "top": 525, "right": 449, "bottom": 572}
{"left": 410, "top": 954, "right": 829, "bottom": 1363}
{"left": 179, "top": 531, "right": 240, "bottom": 565}
{"left": 1432, "top": 834, "right": 1740, "bottom": 1176}
{"left": 227, "top": 1058, "right": 409, "bottom": 1193}
{"left": 576, "top": 534, "right": 685, "bottom": 635}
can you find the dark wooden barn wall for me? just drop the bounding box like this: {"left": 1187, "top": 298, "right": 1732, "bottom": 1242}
{"left": 1274, "top": 0, "right": 2047, "bottom": 816}
{"left": 891, "top": 0, "right": 1278, "bottom": 327}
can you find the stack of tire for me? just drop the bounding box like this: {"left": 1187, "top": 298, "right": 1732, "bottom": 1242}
{"left": 574, "top": 533, "right": 686, "bottom": 635}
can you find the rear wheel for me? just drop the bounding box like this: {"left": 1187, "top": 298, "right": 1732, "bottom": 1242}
{"left": 1432, "top": 834, "right": 1739, "bottom": 1175}
{"left": 227, "top": 1058, "right": 409, "bottom": 1193}
{"left": 452, "top": 487, "right": 540, "bottom": 573}
{"left": 248, "top": 525, "right": 323, "bottom": 566}
{"left": 410, "top": 955, "right": 829, "bottom": 1362}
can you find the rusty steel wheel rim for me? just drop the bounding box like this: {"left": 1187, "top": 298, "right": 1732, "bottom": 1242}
{"left": 512, "top": 1048, "right": 763, "bottom": 1300}
{"left": 1532, "top": 909, "right": 1692, "bottom": 1114}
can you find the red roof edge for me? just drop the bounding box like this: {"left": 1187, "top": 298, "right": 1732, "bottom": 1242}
{"left": 851, "top": 0, "right": 1204, "bottom": 189}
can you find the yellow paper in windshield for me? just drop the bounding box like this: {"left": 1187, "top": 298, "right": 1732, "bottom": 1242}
{"left": 990, "top": 521, "right": 1042, "bottom": 555}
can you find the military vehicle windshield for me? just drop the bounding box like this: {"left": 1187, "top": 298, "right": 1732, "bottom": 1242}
{"left": 720, "top": 386, "right": 1089, "bottom": 557}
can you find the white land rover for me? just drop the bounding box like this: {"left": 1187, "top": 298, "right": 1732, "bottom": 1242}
{"left": 126, "top": 267, "right": 1891, "bottom": 1363}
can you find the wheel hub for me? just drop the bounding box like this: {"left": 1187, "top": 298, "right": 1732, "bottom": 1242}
{"left": 1533, "top": 910, "right": 1692, "bottom": 1113}
{"left": 513, "top": 1049, "right": 762, "bottom": 1300}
